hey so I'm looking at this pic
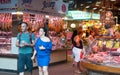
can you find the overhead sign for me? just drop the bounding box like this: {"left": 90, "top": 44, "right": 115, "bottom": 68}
{"left": 18, "top": 0, "right": 68, "bottom": 15}
{"left": 92, "top": 13, "right": 100, "bottom": 19}
{"left": 0, "top": 0, "right": 18, "bottom": 8}
{"left": 67, "top": 10, "right": 91, "bottom": 20}
{"left": 0, "top": 0, "right": 68, "bottom": 15}
{"left": 0, "top": 0, "right": 18, "bottom": 12}
{"left": 67, "top": 10, "right": 100, "bottom": 20}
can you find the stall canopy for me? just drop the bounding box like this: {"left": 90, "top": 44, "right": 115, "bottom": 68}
{"left": 0, "top": 0, "right": 68, "bottom": 16}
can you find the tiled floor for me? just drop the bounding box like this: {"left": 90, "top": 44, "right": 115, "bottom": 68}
{"left": 2, "top": 54, "right": 115, "bottom": 75}
{"left": 0, "top": 55, "right": 81, "bottom": 75}
{"left": 1, "top": 55, "right": 118, "bottom": 75}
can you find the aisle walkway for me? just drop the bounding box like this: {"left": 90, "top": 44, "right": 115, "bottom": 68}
{"left": 0, "top": 56, "right": 82, "bottom": 75}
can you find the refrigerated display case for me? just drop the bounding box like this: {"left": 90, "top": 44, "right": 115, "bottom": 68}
{"left": 81, "top": 36, "right": 120, "bottom": 75}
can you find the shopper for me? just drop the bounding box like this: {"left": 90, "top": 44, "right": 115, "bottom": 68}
{"left": 31, "top": 27, "right": 52, "bottom": 75}
{"left": 71, "top": 29, "right": 77, "bottom": 67}
{"left": 16, "top": 22, "right": 35, "bottom": 75}
{"left": 72, "top": 27, "right": 87, "bottom": 74}
{"left": 71, "top": 29, "right": 77, "bottom": 47}
{"left": 88, "top": 30, "right": 95, "bottom": 45}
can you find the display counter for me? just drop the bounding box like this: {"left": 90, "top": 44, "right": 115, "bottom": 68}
{"left": 81, "top": 60, "right": 120, "bottom": 75}
{"left": 50, "top": 49, "right": 67, "bottom": 64}
{"left": 0, "top": 49, "right": 67, "bottom": 72}
{"left": 0, "top": 54, "right": 18, "bottom": 72}
{"left": 81, "top": 37, "right": 120, "bottom": 75}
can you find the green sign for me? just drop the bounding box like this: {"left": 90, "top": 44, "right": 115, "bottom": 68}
{"left": 67, "top": 10, "right": 91, "bottom": 20}
{"left": 67, "top": 10, "right": 100, "bottom": 20}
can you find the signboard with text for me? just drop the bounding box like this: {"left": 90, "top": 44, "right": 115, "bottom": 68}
{"left": 0, "top": 0, "right": 18, "bottom": 8}
{"left": 0, "top": 0, "right": 18, "bottom": 12}
{"left": 67, "top": 10, "right": 100, "bottom": 20}
{"left": 18, "top": 0, "right": 68, "bottom": 15}
{"left": 0, "top": 0, "right": 68, "bottom": 15}
{"left": 92, "top": 13, "right": 100, "bottom": 19}
{"left": 68, "top": 11, "right": 91, "bottom": 20}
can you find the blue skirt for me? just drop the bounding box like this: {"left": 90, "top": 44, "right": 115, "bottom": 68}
{"left": 37, "top": 55, "right": 50, "bottom": 66}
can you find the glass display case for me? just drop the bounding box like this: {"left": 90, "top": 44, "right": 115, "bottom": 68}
{"left": 81, "top": 36, "right": 120, "bottom": 74}
{"left": 0, "top": 13, "right": 12, "bottom": 54}
{"left": 0, "top": 31, "right": 12, "bottom": 54}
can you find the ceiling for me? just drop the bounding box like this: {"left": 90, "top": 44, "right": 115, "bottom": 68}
{"left": 68, "top": 0, "right": 120, "bottom": 16}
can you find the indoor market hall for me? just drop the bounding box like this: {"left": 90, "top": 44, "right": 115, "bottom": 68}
{"left": 0, "top": 0, "right": 120, "bottom": 75}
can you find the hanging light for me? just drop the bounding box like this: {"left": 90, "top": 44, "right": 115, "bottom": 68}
{"left": 110, "top": 0, "right": 116, "bottom": 1}
{"left": 93, "top": 7, "right": 97, "bottom": 10}
{"left": 70, "top": 23, "right": 76, "bottom": 28}
{"left": 86, "top": 6, "right": 90, "bottom": 8}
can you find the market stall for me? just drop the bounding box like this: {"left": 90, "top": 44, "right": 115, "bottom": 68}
{"left": 0, "top": 0, "right": 69, "bottom": 72}
{"left": 81, "top": 36, "right": 120, "bottom": 75}
{"left": 80, "top": 11, "right": 120, "bottom": 75}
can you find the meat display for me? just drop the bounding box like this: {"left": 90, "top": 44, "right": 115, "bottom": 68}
{"left": 0, "top": 13, "right": 12, "bottom": 54}
{"left": 84, "top": 37, "right": 120, "bottom": 67}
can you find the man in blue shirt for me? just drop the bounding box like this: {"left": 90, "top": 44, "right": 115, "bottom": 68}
{"left": 16, "top": 22, "right": 35, "bottom": 75}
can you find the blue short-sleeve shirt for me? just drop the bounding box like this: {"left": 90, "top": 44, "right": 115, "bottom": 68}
{"left": 17, "top": 32, "right": 35, "bottom": 54}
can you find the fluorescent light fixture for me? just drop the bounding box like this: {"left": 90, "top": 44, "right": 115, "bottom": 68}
{"left": 93, "top": 8, "right": 97, "bottom": 10}
{"left": 99, "top": 9, "right": 103, "bottom": 11}
{"left": 95, "top": 4, "right": 99, "bottom": 6}
{"left": 102, "top": 6, "right": 106, "bottom": 8}
{"left": 95, "top": 1, "right": 101, "bottom": 6}
{"left": 96, "top": 1, "right": 101, "bottom": 4}
{"left": 86, "top": 6, "right": 90, "bottom": 8}
{"left": 110, "top": 0, "right": 116, "bottom": 1}
{"left": 11, "top": 11, "right": 23, "bottom": 15}
{"left": 80, "top": 4, "right": 84, "bottom": 6}
{"left": 87, "top": 1, "right": 92, "bottom": 3}
{"left": 69, "top": 1, "right": 73, "bottom": 4}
